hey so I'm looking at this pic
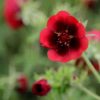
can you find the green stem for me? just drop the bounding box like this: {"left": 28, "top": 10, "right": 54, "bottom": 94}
{"left": 82, "top": 53, "right": 100, "bottom": 82}
{"left": 77, "top": 83, "right": 100, "bottom": 100}
{"left": 3, "top": 61, "right": 17, "bottom": 100}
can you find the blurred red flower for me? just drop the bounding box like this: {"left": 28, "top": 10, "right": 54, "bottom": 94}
{"left": 82, "top": 0, "right": 96, "bottom": 9}
{"left": 75, "top": 57, "right": 100, "bottom": 74}
{"left": 4, "top": 0, "right": 23, "bottom": 29}
{"left": 87, "top": 30, "right": 100, "bottom": 41}
{"left": 40, "top": 11, "right": 88, "bottom": 62}
{"left": 16, "top": 75, "right": 28, "bottom": 93}
{"left": 32, "top": 79, "right": 51, "bottom": 96}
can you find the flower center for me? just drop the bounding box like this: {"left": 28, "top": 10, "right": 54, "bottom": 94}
{"left": 35, "top": 84, "right": 43, "bottom": 92}
{"left": 55, "top": 30, "right": 74, "bottom": 46}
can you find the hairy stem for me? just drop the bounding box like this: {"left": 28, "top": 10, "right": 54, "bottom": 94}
{"left": 82, "top": 53, "right": 100, "bottom": 82}
{"left": 77, "top": 83, "right": 100, "bottom": 100}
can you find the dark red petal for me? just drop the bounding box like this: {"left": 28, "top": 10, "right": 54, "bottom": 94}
{"left": 4, "top": 0, "right": 23, "bottom": 29}
{"left": 76, "top": 22, "right": 86, "bottom": 38}
{"left": 32, "top": 79, "right": 51, "bottom": 96}
{"left": 47, "top": 11, "right": 70, "bottom": 31}
{"left": 47, "top": 15, "right": 57, "bottom": 31}
{"left": 64, "top": 15, "right": 78, "bottom": 25}
{"left": 47, "top": 37, "right": 88, "bottom": 62}
{"left": 47, "top": 49, "right": 85, "bottom": 63}
{"left": 69, "top": 37, "right": 88, "bottom": 59}
{"left": 40, "top": 28, "right": 53, "bottom": 48}
{"left": 55, "top": 16, "right": 78, "bottom": 33}
{"left": 56, "top": 11, "right": 71, "bottom": 23}
{"left": 70, "top": 38, "right": 81, "bottom": 50}
{"left": 47, "top": 49, "right": 72, "bottom": 62}
{"left": 37, "top": 79, "right": 48, "bottom": 84}
{"left": 68, "top": 50, "right": 83, "bottom": 60}
{"left": 56, "top": 11, "right": 70, "bottom": 17}
{"left": 16, "top": 75, "right": 28, "bottom": 93}
{"left": 70, "top": 37, "right": 88, "bottom": 51}
{"left": 79, "top": 36, "right": 88, "bottom": 51}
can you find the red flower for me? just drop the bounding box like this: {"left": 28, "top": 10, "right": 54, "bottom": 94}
{"left": 82, "top": 0, "right": 96, "bottom": 9}
{"left": 40, "top": 11, "right": 88, "bottom": 62}
{"left": 16, "top": 75, "right": 28, "bottom": 93}
{"left": 4, "top": 0, "right": 24, "bottom": 29}
{"left": 32, "top": 79, "right": 51, "bottom": 96}
{"left": 87, "top": 30, "right": 100, "bottom": 41}
{"left": 75, "top": 57, "right": 100, "bottom": 74}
